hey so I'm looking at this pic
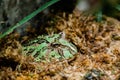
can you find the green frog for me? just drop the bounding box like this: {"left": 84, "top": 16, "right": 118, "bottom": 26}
{"left": 22, "top": 33, "right": 77, "bottom": 61}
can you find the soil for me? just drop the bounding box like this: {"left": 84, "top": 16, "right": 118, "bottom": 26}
{"left": 0, "top": 10, "right": 120, "bottom": 80}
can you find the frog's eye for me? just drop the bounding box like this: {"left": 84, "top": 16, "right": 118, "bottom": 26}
{"left": 50, "top": 43, "right": 60, "bottom": 47}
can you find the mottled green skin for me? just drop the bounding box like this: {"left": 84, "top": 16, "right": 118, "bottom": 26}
{"left": 22, "top": 33, "right": 77, "bottom": 61}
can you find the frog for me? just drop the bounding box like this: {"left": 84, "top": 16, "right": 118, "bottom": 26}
{"left": 22, "top": 33, "right": 77, "bottom": 62}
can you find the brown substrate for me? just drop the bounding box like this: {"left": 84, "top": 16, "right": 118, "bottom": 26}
{"left": 0, "top": 11, "right": 120, "bottom": 80}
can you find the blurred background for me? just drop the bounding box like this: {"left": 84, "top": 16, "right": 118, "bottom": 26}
{"left": 0, "top": 0, "right": 120, "bottom": 36}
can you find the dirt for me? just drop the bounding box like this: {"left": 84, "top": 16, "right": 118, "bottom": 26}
{"left": 0, "top": 10, "right": 120, "bottom": 80}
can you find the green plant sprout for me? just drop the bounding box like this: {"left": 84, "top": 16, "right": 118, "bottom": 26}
{"left": 115, "top": 5, "right": 120, "bottom": 11}
{"left": 0, "top": 0, "right": 60, "bottom": 39}
{"left": 76, "top": 0, "right": 120, "bottom": 21}
{"left": 96, "top": 0, "right": 120, "bottom": 21}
